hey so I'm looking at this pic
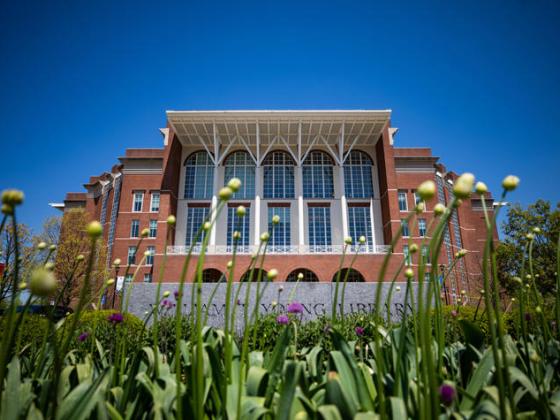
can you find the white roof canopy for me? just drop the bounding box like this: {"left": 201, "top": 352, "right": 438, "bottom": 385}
{"left": 166, "top": 110, "right": 391, "bottom": 166}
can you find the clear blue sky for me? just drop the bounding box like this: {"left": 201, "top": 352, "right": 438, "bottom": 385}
{"left": 1, "top": 0, "right": 559, "bottom": 233}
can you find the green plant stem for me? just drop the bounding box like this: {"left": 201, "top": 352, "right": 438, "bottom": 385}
{"left": 331, "top": 244, "right": 349, "bottom": 321}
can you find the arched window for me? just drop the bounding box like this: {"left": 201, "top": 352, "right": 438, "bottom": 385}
{"left": 331, "top": 268, "right": 365, "bottom": 283}
{"left": 286, "top": 268, "right": 319, "bottom": 282}
{"left": 344, "top": 151, "right": 373, "bottom": 198}
{"left": 224, "top": 151, "right": 255, "bottom": 199}
{"left": 302, "top": 151, "right": 334, "bottom": 198}
{"left": 202, "top": 268, "right": 225, "bottom": 283}
{"left": 263, "top": 151, "right": 295, "bottom": 198}
{"left": 184, "top": 151, "right": 214, "bottom": 199}
{"left": 240, "top": 268, "right": 268, "bottom": 282}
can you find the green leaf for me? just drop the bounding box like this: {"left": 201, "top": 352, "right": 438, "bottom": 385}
{"left": 246, "top": 366, "right": 269, "bottom": 397}
{"left": 276, "top": 361, "right": 302, "bottom": 420}
{"left": 389, "top": 397, "right": 407, "bottom": 419}
{"left": 317, "top": 405, "right": 343, "bottom": 420}
{"left": 459, "top": 349, "right": 494, "bottom": 411}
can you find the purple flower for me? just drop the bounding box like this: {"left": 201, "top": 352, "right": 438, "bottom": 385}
{"left": 450, "top": 310, "right": 458, "bottom": 318}
{"left": 276, "top": 314, "right": 289, "bottom": 325}
{"left": 237, "top": 298, "right": 242, "bottom": 305}
{"left": 107, "top": 312, "right": 124, "bottom": 324}
{"left": 287, "top": 301, "right": 304, "bottom": 314}
{"left": 439, "top": 383, "right": 456, "bottom": 406}
{"left": 355, "top": 326, "right": 365, "bottom": 336}
{"left": 174, "top": 290, "right": 181, "bottom": 299}
{"left": 161, "top": 299, "right": 169, "bottom": 306}
{"left": 77, "top": 332, "right": 89, "bottom": 342}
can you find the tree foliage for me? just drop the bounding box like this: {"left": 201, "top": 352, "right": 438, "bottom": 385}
{"left": 496, "top": 199, "right": 560, "bottom": 296}
{"left": 54, "top": 209, "right": 107, "bottom": 308}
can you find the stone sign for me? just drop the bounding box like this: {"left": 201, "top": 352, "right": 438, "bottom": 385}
{"left": 127, "top": 281, "right": 419, "bottom": 330}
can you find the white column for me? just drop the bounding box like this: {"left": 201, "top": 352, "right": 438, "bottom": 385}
{"left": 254, "top": 166, "right": 262, "bottom": 245}
{"left": 339, "top": 167, "right": 349, "bottom": 241}
{"left": 369, "top": 197, "right": 376, "bottom": 250}
{"left": 209, "top": 165, "right": 219, "bottom": 247}
{"left": 296, "top": 166, "right": 304, "bottom": 247}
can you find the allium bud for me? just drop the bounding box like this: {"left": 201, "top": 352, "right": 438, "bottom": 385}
{"left": 163, "top": 291, "right": 171, "bottom": 298}
{"left": 532, "top": 227, "right": 542, "bottom": 234}
{"left": 141, "top": 228, "right": 150, "bottom": 238}
{"left": 75, "top": 254, "right": 84, "bottom": 262}
{"left": 106, "top": 278, "right": 115, "bottom": 286}
{"left": 297, "top": 272, "right": 304, "bottom": 280}
{"left": 475, "top": 182, "right": 488, "bottom": 195}
{"left": 30, "top": 268, "right": 57, "bottom": 297}
{"left": 417, "top": 180, "right": 436, "bottom": 201}
{"left": 167, "top": 215, "right": 176, "bottom": 226}
{"left": 526, "top": 233, "right": 534, "bottom": 240}
{"left": 203, "top": 222, "right": 211, "bottom": 231}
{"left": 433, "top": 203, "right": 446, "bottom": 216}
{"left": 267, "top": 269, "right": 278, "bottom": 281}
{"left": 358, "top": 236, "right": 366, "bottom": 245}
{"left": 461, "top": 289, "right": 466, "bottom": 295}
{"left": 415, "top": 202, "right": 425, "bottom": 214}
{"left": 44, "top": 262, "right": 55, "bottom": 271}
{"left": 513, "top": 276, "right": 522, "bottom": 285}
{"left": 260, "top": 232, "right": 270, "bottom": 242}
{"left": 236, "top": 205, "right": 246, "bottom": 217}
{"left": 19, "top": 282, "right": 27, "bottom": 290}
{"left": 405, "top": 268, "right": 414, "bottom": 279}
{"left": 502, "top": 175, "right": 520, "bottom": 191}
{"left": 455, "top": 249, "right": 467, "bottom": 258}
{"left": 218, "top": 187, "right": 233, "bottom": 201}
{"left": 1, "top": 204, "right": 13, "bottom": 215}
{"left": 395, "top": 286, "right": 401, "bottom": 292}
{"left": 409, "top": 244, "right": 418, "bottom": 254}
{"left": 226, "top": 260, "right": 233, "bottom": 269}
{"left": 227, "top": 178, "right": 242, "bottom": 192}
{"left": 87, "top": 221, "right": 103, "bottom": 239}
{"left": 452, "top": 173, "right": 475, "bottom": 199}
{"left": 233, "top": 231, "right": 241, "bottom": 240}
{"left": 344, "top": 236, "right": 352, "bottom": 245}
{"left": 113, "top": 258, "right": 121, "bottom": 267}
{"left": 37, "top": 242, "right": 47, "bottom": 250}
{"left": 49, "top": 244, "right": 56, "bottom": 251}
{"left": 272, "top": 215, "right": 280, "bottom": 225}
{"left": 511, "top": 297, "right": 516, "bottom": 302}
{"left": 1, "top": 189, "right": 24, "bottom": 206}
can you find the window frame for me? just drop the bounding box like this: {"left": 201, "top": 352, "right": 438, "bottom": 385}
{"left": 149, "top": 220, "right": 157, "bottom": 238}
{"left": 150, "top": 191, "right": 160, "bottom": 212}
{"left": 132, "top": 192, "right": 144, "bottom": 212}
{"left": 130, "top": 219, "right": 140, "bottom": 238}
{"left": 398, "top": 190, "right": 408, "bottom": 212}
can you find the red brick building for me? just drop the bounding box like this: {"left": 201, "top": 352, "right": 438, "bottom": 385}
{"left": 54, "top": 110, "right": 496, "bottom": 303}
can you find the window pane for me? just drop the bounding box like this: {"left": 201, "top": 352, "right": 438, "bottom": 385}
{"left": 268, "top": 207, "right": 291, "bottom": 248}
{"left": 185, "top": 207, "right": 209, "bottom": 246}
{"left": 401, "top": 219, "right": 409, "bottom": 237}
{"left": 130, "top": 220, "right": 139, "bottom": 238}
{"left": 146, "top": 246, "right": 155, "bottom": 265}
{"left": 403, "top": 245, "right": 411, "bottom": 265}
{"left": 133, "top": 192, "right": 143, "bottom": 212}
{"left": 418, "top": 218, "right": 427, "bottom": 237}
{"left": 398, "top": 191, "right": 408, "bottom": 211}
{"left": 227, "top": 206, "right": 251, "bottom": 249}
{"left": 224, "top": 151, "right": 255, "bottom": 199}
{"left": 150, "top": 192, "right": 160, "bottom": 212}
{"left": 347, "top": 206, "right": 372, "bottom": 250}
{"left": 149, "top": 220, "right": 157, "bottom": 238}
{"left": 308, "top": 207, "right": 331, "bottom": 248}
{"left": 128, "top": 246, "right": 136, "bottom": 265}
{"left": 344, "top": 151, "right": 373, "bottom": 198}
{"left": 263, "top": 152, "right": 295, "bottom": 198}
{"left": 184, "top": 152, "right": 214, "bottom": 199}
{"left": 303, "top": 152, "right": 334, "bottom": 198}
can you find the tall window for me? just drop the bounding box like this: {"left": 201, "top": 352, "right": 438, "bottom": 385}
{"left": 263, "top": 151, "right": 295, "bottom": 198}
{"left": 127, "top": 246, "right": 137, "bottom": 265}
{"left": 308, "top": 206, "right": 331, "bottom": 248}
{"left": 124, "top": 274, "right": 133, "bottom": 284}
{"left": 268, "top": 206, "right": 291, "bottom": 249}
{"left": 146, "top": 246, "right": 155, "bottom": 265}
{"left": 144, "top": 273, "right": 152, "bottom": 283}
{"left": 227, "top": 206, "right": 251, "bottom": 249}
{"left": 302, "top": 151, "right": 334, "bottom": 198}
{"left": 421, "top": 245, "right": 431, "bottom": 265}
{"left": 398, "top": 191, "right": 408, "bottom": 211}
{"left": 344, "top": 151, "right": 373, "bottom": 198}
{"left": 347, "top": 206, "right": 372, "bottom": 248}
{"left": 150, "top": 191, "right": 160, "bottom": 212}
{"left": 418, "top": 218, "right": 427, "bottom": 237}
{"left": 149, "top": 220, "right": 157, "bottom": 238}
{"left": 401, "top": 219, "right": 410, "bottom": 237}
{"left": 184, "top": 151, "right": 214, "bottom": 199}
{"left": 132, "top": 192, "right": 143, "bottom": 212}
{"left": 287, "top": 268, "right": 319, "bottom": 282}
{"left": 403, "top": 245, "right": 411, "bottom": 265}
{"left": 130, "top": 220, "right": 139, "bottom": 238}
{"left": 224, "top": 151, "right": 255, "bottom": 199}
{"left": 185, "top": 206, "right": 209, "bottom": 246}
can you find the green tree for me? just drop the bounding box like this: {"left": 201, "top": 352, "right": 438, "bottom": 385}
{"left": 496, "top": 199, "right": 560, "bottom": 297}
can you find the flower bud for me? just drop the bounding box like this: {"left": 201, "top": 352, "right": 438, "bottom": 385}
{"left": 453, "top": 173, "right": 475, "bottom": 199}
{"left": 167, "top": 215, "right": 176, "bottom": 226}
{"left": 227, "top": 178, "right": 242, "bottom": 192}
{"left": 233, "top": 231, "right": 241, "bottom": 240}
{"left": 513, "top": 276, "right": 522, "bottom": 285}
{"left": 358, "top": 236, "right": 366, "bottom": 245}
{"left": 511, "top": 297, "right": 516, "bottom": 302}
{"left": 37, "top": 242, "right": 47, "bottom": 250}
{"left": 297, "top": 272, "right": 304, "bottom": 280}
{"left": 415, "top": 202, "right": 425, "bottom": 214}
{"left": 405, "top": 268, "right": 414, "bottom": 279}
{"left": 1, "top": 204, "right": 13, "bottom": 215}
{"left": 535, "top": 306, "right": 542, "bottom": 314}
{"left": 260, "top": 232, "right": 270, "bottom": 242}
{"left": 475, "top": 182, "right": 488, "bottom": 195}
{"left": 218, "top": 187, "right": 233, "bottom": 201}
{"left": 417, "top": 180, "right": 436, "bottom": 201}
{"left": 455, "top": 249, "right": 467, "bottom": 259}
{"left": 30, "top": 268, "right": 57, "bottom": 297}
{"left": 49, "top": 244, "right": 56, "bottom": 251}
{"left": 461, "top": 289, "right": 466, "bottom": 295}
{"left": 344, "top": 236, "right": 352, "bottom": 245}
{"left": 395, "top": 286, "right": 401, "bottom": 292}
{"left": 502, "top": 175, "right": 520, "bottom": 191}
{"left": 106, "top": 278, "right": 115, "bottom": 286}
{"left": 203, "top": 222, "right": 211, "bottom": 231}
{"left": 163, "top": 291, "right": 171, "bottom": 298}
{"left": 113, "top": 258, "right": 121, "bottom": 267}
{"left": 267, "top": 269, "right": 278, "bottom": 281}
{"left": 236, "top": 205, "right": 246, "bottom": 217}
{"left": 278, "top": 286, "right": 284, "bottom": 292}
{"left": 141, "top": 228, "right": 149, "bottom": 238}
{"left": 272, "top": 215, "right": 280, "bottom": 225}
{"left": 19, "top": 282, "right": 27, "bottom": 290}
{"left": 532, "top": 227, "right": 542, "bottom": 234}
{"left": 1, "top": 189, "right": 24, "bottom": 206}
{"left": 44, "top": 262, "right": 55, "bottom": 271}
{"left": 86, "top": 221, "right": 103, "bottom": 239}
{"left": 433, "top": 203, "right": 445, "bottom": 216}
{"left": 226, "top": 260, "right": 233, "bottom": 269}
{"left": 409, "top": 244, "right": 418, "bottom": 254}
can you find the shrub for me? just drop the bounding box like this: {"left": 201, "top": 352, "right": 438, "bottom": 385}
{"left": 0, "top": 314, "right": 49, "bottom": 355}
{"left": 146, "top": 315, "right": 193, "bottom": 357}
{"left": 60, "top": 309, "right": 145, "bottom": 355}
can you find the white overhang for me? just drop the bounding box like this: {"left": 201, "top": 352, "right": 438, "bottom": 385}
{"left": 166, "top": 110, "right": 391, "bottom": 166}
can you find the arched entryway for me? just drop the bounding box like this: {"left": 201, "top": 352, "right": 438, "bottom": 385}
{"left": 331, "top": 268, "right": 365, "bottom": 283}
{"left": 240, "top": 268, "right": 268, "bottom": 282}
{"left": 286, "top": 268, "right": 319, "bottom": 282}
{"left": 202, "top": 268, "right": 225, "bottom": 283}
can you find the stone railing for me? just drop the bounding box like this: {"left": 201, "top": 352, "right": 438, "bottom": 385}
{"left": 166, "top": 244, "right": 391, "bottom": 255}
